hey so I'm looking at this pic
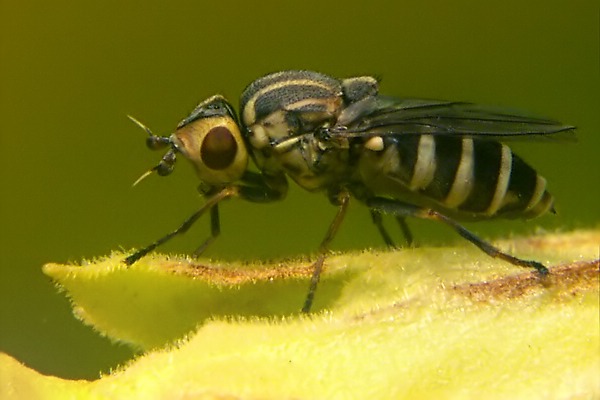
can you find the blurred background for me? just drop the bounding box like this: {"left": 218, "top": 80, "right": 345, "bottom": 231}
{"left": 1, "top": 0, "right": 598, "bottom": 379}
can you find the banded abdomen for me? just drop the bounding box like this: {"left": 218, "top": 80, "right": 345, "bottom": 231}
{"left": 357, "top": 134, "right": 554, "bottom": 220}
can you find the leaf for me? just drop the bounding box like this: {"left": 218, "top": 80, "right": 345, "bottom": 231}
{"left": 1, "top": 230, "right": 598, "bottom": 399}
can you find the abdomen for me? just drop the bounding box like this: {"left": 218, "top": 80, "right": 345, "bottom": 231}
{"left": 357, "top": 135, "right": 554, "bottom": 220}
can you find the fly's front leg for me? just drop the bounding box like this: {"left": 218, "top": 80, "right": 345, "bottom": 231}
{"left": 302, "top": 189, "right": 351, "bottom": 313}
{"left": 367, "top": 197, "right": 549, "bottom": 275}
{"left": 191, "top": 171, "right": 288, "bottom": 257}
{"left": 238, "top": 170, "right": 289, "bottom": 203}
{"left": 123, "top": 187, "right": 238, "bottom": 266}
{"left": 192, "top": 204, "right": 220, "bottom": 257}
{"left": 124, "top": 172, "right": 287, "bottom": 266}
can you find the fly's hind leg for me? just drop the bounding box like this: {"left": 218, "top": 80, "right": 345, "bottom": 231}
{"left": 395, "top": 216, "right": 414, "bottom": 246}
{"left": 367, "top": 197, "right": 548, "bottom": 275}
{"left": 370, "top": 210, "right": 396, "bottom": 248}
{"left": 370, "top": 210, "right": 414, "bottom": 248}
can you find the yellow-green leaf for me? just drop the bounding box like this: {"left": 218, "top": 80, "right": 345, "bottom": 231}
{"left": 1, "top": 230, "right": 598, "bottom": 399}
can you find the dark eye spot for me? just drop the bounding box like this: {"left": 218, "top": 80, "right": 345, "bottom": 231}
{"left": 200, "top": 126, "right": 238, "bottom": 170}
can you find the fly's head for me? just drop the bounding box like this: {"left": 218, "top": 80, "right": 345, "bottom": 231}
{"left": 130, "top": 95, "right": 248, "bottom": 188}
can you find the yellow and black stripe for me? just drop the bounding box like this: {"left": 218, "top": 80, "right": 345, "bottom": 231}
{"left": 240, "top": 70, "right": 342, "bottom": 129}
{"left": 365, "top": 135, "right": 554, "bottom": 219}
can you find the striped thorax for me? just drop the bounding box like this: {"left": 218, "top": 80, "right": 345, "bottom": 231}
{"left": 239, "top": 70, "right": 378, "bottom": 190}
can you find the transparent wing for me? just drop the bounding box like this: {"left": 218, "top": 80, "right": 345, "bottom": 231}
{"left": 332, "top": 96, "right": 576, "bottom": 142}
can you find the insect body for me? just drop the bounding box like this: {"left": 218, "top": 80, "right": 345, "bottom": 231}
{"left": 125, "top": 70, "right": 574, "bottom": 312}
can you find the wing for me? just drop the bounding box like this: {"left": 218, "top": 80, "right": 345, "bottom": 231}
{"left": 332, "top": 96, "right": 576, "bottom": 142}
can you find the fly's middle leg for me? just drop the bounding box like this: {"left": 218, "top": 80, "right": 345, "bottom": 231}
{"left": 367, "top": 197, "right": 549, "bottom": 276}
{"left": 302, "top": 189, "right": 351, "bottom": 313}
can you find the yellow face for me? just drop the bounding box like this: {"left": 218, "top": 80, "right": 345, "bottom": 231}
{"left": 171, "top": 113, "right": 248, "bottom": 186}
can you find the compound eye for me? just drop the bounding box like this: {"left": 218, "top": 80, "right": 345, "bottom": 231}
{"left": 200, "top": 126, "right": 238, "bottom": 170}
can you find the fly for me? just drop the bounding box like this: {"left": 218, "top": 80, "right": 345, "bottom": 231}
{"left": 124, "top": 70, "right": 575, "bottom": 312}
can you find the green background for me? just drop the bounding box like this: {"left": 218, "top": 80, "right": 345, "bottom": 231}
{"left": 1, "top": 0, "right": 598, "bottom": 379}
